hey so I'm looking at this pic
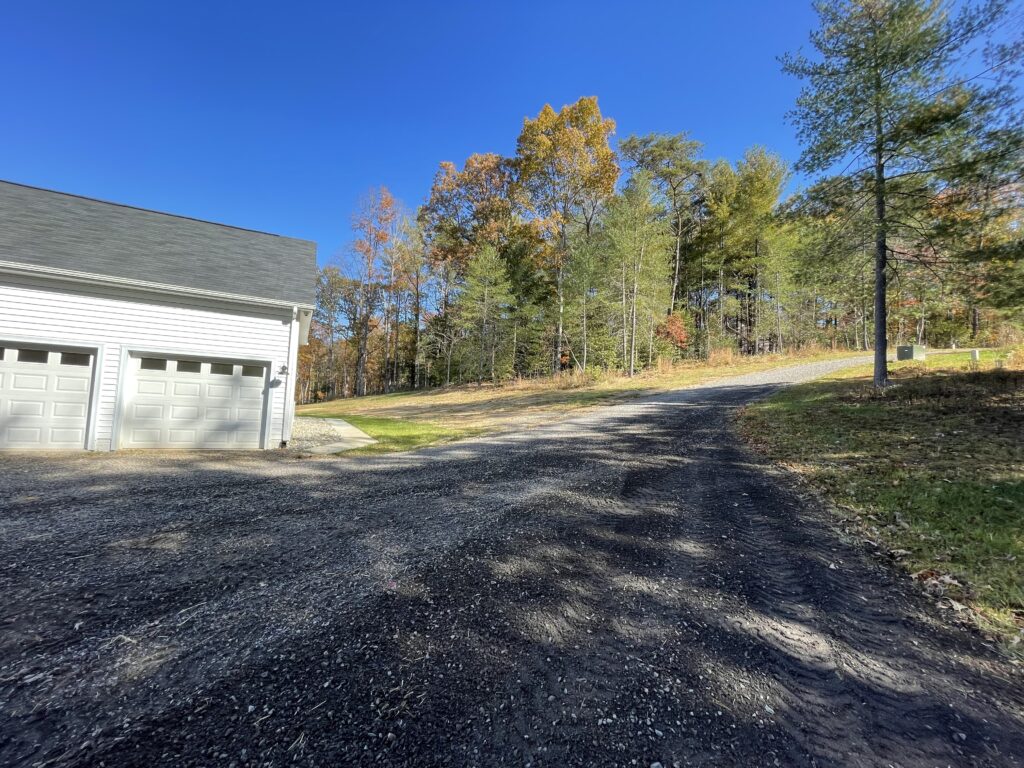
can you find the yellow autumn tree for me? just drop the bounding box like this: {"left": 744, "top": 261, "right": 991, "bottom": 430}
{"left": 515, "top": 96, "right": 618, "bottom": 371}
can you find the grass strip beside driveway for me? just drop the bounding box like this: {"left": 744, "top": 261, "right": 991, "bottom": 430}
{"left": 738, "top": 349, "right": 1024, "bottom": 652}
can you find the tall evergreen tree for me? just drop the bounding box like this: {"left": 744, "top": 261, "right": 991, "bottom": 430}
{"left": 455, "top": 246, "right": 516, "bottom": 383}
{"left": 782, "top": 0, "right": 1023, "bottom": 386}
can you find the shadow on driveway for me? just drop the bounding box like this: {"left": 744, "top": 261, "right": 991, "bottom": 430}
{"left": 1, "top": 367, "right": 1022, "bottom": 767}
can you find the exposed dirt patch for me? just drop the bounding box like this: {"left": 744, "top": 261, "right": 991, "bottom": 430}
{"left": 2, "top": 358, "right": 1022, "bottom": 767}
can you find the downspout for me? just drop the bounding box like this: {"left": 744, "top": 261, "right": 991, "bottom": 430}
{"left": 280, "top": 305, "right": 298, "bottom": 448}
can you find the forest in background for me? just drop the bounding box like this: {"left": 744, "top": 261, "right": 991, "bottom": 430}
{"left": 298, "top": 0, "right": 1023, "bottom": 402}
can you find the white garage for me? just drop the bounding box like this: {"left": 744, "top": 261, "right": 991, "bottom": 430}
{"left": 119, "top": 355, "right": 268, "bottom": 449}
{"left": 0, "top": 344, "right": 97, "bottom": 450}
{"left": 0, "top": 180, "right": 315, "bottom": 452}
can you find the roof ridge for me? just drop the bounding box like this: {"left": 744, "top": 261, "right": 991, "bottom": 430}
{"left": 0, "top": 179, "right": 314, "bottom": 245}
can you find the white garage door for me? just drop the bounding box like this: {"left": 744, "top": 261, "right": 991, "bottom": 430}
{"left": 121, "top": 355, "right": 267, "bottom": 449}
{"left": 0, "top": 344, "right": 94, "bottom": 450}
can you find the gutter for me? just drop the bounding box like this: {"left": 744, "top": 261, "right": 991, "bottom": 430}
{"left": 0, "top": 260, "right": 314, "bottom": 312}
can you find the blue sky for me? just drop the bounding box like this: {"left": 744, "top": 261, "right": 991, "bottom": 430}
{"left": 1, "top": 2, "right": 846, "bottom": 265}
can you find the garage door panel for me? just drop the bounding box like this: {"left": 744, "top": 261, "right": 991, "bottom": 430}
{"left": 173, "top": 381, "right": 202, "bottom": 397}
{"left": 200, "top": 430, "right": 233, "bottom": 447}
{"left": 121, "top": 355, "right": 265, "bottom": 450}
{"left": 129, "top": 428, "right": 162, "bottom": 444}
{"left": 10, "top": 400, "right": 44, "bottom": 417}
{"left": 206, "top": 383, "right": 234, "bottom": 399}
{"left": 203, "top": 406, "right": 230, "bottom": 421}
{"left": 168, "top": 429, "right": 198, "bottom": 444}
{"left": 137, "top": 380, "right": 167, "bottom": 395}
{"left": 7, "top": 427, "right": 43, "bottom": 444}
{"left": 56, "top": 376, "right": 89, "bottom": 392}
{"left": 50, "top": 428, "right": 84, "bottom": 444}
{"left": 132, "top": 403, "right": 164, "bottom": 419}
{"left": 53, "top": 402, "right": 87, "bottom": 418}
{"left": 12, "top": 374, "right": 46, "bottom": 391}
{"left": 0, "top": 345, "right": 93, "bottom": 450}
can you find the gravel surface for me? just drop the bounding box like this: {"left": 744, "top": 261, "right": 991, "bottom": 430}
{"left": 2, "top": 356, "right": 1022, "bottom": 767}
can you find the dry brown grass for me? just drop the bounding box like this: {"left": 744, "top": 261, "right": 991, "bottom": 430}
{"left": 297, "top": 348, "right": 862, "bottom": 434}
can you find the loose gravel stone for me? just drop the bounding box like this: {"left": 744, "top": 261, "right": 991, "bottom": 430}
{"left": 1, "top": 357, "right": 1022, "bottom": 767}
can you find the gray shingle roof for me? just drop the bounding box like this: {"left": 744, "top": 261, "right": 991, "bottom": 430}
{"left": 0, "top": 180, "right": 316, "bottom": 306}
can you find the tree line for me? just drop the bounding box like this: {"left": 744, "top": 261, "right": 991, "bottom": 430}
{"left": 298, "top": 0, "right": 1022, "bottom": 401}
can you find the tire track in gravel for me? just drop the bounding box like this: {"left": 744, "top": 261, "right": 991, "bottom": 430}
{"left": 2, "top": 357, "right": 1022, "bottom": 767}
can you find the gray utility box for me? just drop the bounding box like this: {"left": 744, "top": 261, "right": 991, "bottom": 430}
{"left": 896, "top": 345, "right": 927, "bottom": 361}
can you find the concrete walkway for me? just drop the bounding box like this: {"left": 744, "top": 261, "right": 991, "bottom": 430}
{"left": 289, "top": 416, "right": 377, "bottom": 453}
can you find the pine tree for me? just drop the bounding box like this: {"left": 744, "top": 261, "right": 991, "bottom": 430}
{"left": 455, "top": 246, "right": 516, "bottom": 384}
{"left": 783, "top": 0, "right": 1022, "bottom": 387}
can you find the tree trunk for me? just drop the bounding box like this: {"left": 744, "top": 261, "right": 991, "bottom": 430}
{"left": 775, "top": 271, "right": 783, "bottom": 354}
{"left": 647, "top": 311, "right": 655, "bottom": 366}
{"left": 555, "top": 263, "right": 564, "bottom": 373}
{"left": 355, "top": 283, "right": 370, "bottom": 397}
{"left": 412, "top": 270, "right": 421, "bottom": 389}
{"left": 581, "top": 286, "right": 588, "bottom": 373}
{"left": 554, "top": 223, "right": 567, "bottom": 373}
{"left": 916, "top": 292, "right": 926, "bottom": 346}
{"left": 718, "top": 266, "right": 725, "bottom": 346}
{"left": 872, "top": 74, "right": 889, "bottom": 387}
{"left": 699, "top": 251, "right": 707, "bottom": 359}
{"left": 872, "top": 198, "right": 888, "bottom": 385}
{"left": 479, "top": 289, "right": 488, "bottom": 385}
{"left": 621, "top": 262, "right": 629, "bottom": 368}
{"left": 629, "top": 243, "right": 644, "bottom": 377}
{"left": 670, "top": 212, "right": 682, "bottom": 315}
{"left": 512, "top": 320, "right": 519, "bottom": 377}
{"left": 381, "top": 280, "right": 392, "bottom": 393}
{"left": 753, "top": 258, "right": 760, "bottom": 354}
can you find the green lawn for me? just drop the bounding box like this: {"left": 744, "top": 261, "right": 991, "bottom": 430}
{"left": 739, "top": 348, "right": 1024, "bottom": 652}
{"left": 333, "top": 415, "right": 482, "bottom": 455}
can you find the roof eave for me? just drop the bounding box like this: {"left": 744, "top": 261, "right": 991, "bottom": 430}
{"left": 0, "top": 259, "right": 315, "bottom": 311}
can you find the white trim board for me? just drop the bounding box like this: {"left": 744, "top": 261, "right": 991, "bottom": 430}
{"left": 0, "top": 260, "right": 315, "bottom": 313}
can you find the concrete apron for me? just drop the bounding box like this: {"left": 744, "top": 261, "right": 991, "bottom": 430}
{"left": 304, "top": 418, "right": 377, "bottom": 454}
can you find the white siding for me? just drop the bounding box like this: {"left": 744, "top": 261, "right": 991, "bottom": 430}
{"left": 0, "top": 273, "right": 298, "bottom": 450}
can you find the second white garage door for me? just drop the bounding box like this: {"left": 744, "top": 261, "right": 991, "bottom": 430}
{"left": 120, "top": 355, "right": 267, "bottom": 449}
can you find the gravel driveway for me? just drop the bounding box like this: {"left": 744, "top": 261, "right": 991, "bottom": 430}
{"left": 2, "top": 358, "right": 1022, "bottom": 767}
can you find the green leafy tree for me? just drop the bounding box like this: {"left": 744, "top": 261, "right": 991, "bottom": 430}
{"left": 604, "top": 172, "right": 673, "bottom": 375}
{"left": 515, "top": 97, "right": 619, "bottom": 371}
{"left": 620, "top": 133, "right": 706, "bottom": 314}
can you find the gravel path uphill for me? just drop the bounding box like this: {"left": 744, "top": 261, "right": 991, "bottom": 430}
{"left": 2, "top": 357, "right": 1022, "bottom": 767}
